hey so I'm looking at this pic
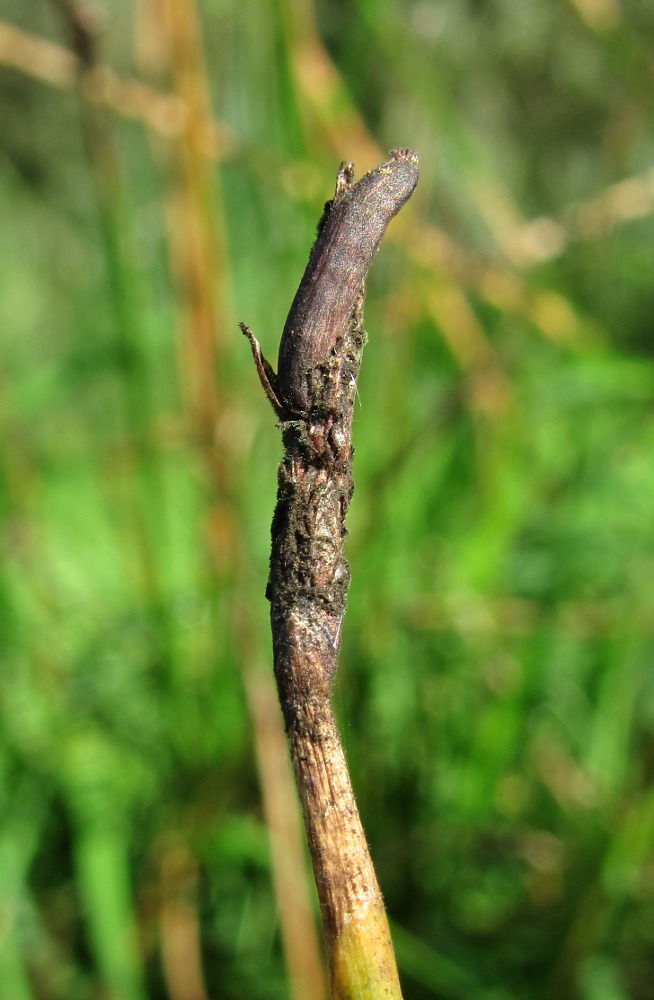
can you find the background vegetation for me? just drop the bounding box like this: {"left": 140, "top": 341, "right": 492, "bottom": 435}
{"left": 1, "top": 1, "right": 654, "bottom": 998}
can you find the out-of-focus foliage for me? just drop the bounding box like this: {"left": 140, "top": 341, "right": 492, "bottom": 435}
{"left": 1, "top": 1, "right": 654, "bottom": 998}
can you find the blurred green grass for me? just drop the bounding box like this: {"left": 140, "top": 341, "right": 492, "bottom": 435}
{"left": 1, "top": 1, "right": 654, "bottom": 998}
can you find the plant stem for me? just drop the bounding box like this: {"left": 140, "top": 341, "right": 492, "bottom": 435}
{"left": 245, "top": 149, "right": 418, "bottom": 999}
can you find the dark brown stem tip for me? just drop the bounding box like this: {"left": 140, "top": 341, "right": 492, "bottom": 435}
{"left": 385, "top": 147, "right": 420, "bottom": 198}
{"left": 276, "top": 148, "right": 420, "bottom": 415}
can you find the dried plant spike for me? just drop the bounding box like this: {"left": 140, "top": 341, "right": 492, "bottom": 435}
{"left": 277, "top": 148, "right": 419, "bottom": 414}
